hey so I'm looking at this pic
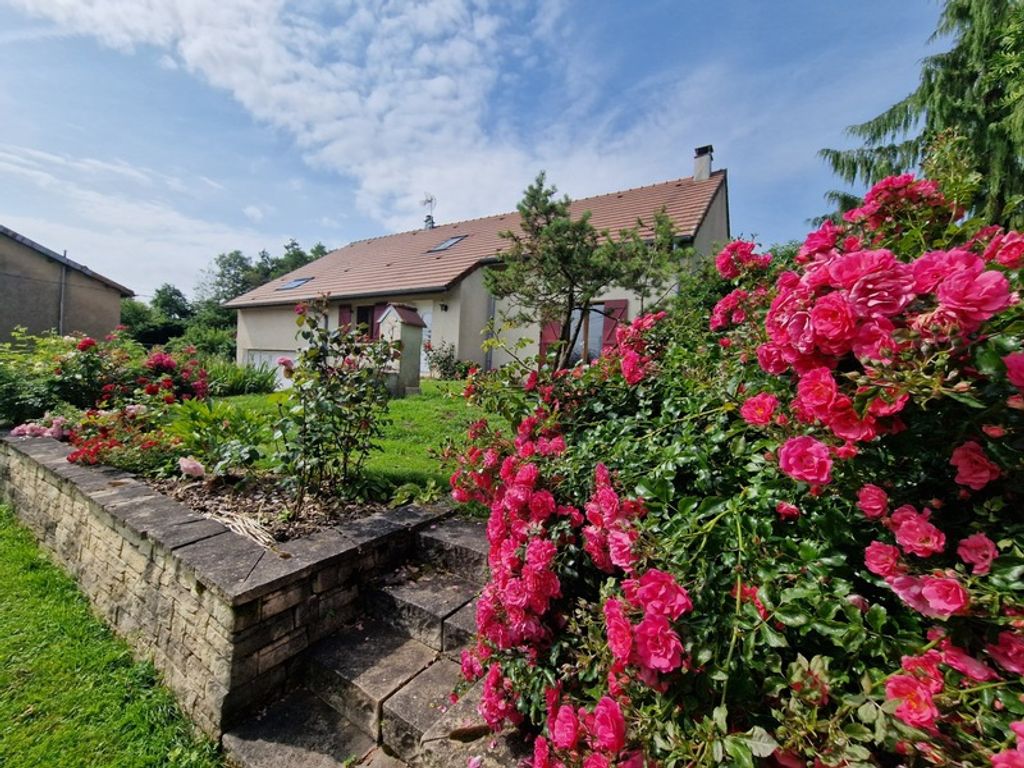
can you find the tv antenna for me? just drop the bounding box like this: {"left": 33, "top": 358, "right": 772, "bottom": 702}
{"left": 421, "top": 193, "right": 436, "bottom": 216}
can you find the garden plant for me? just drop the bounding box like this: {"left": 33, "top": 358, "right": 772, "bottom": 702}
{"left": 451, "top": 162, "right": 1024, "bottom": 766}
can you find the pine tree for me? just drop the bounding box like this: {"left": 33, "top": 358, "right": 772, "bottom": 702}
{"left": 820, "top": 0, "right": 1024, "bottom": 227}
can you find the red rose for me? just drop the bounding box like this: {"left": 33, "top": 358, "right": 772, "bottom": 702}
{"left": 950, "top": 441, "right": 1001, "bottom": 490}
{"left": 778, "top": 436, "right": 833, "bottom": 485}
{"left": 76, "top": 337, "right": 97, "bottom": 351}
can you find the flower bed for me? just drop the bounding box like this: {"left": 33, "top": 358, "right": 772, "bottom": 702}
{"left": 452, "top": 166, "right": 1024, "bottom": 767}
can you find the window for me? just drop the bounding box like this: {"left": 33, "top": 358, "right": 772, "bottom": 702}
{"left": 567, "top": 303, "right": 606, "bottom": 366}
{"left": 427, "top": 235, "right": 467, "bottom": 252}
{"left": 356, "top": 305, "right": 373, "bottom": 331}
{"left": 276, "top": 277, "right": 313, "bottom": 291}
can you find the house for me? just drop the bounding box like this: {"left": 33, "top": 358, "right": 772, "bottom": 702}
{"left": 225, "top": 147, "right": 729, "bottom": 371}
{"left": 0, "top": 224, "right": 133, "bottom": 342}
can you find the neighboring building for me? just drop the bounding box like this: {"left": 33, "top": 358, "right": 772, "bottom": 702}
{"left": 0, "top": 225, "right": 133, "bottom": 342}
{"left": 226, "top": 148, "right": 730, "bottom": 371}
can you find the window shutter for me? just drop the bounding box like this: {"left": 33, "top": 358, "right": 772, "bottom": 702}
{"left": 602, "top": 299, "right": 628, "bottom": 348}
{"left": 372, "top": 302, "right": 388, "bottom": 339}
{"left": 539, "top": 320, "right": 561, "bottom": 359}
{"left": 338, "top": 304, "right": 352, "bottom": 332}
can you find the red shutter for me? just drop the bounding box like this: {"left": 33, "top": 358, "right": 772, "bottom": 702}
{"left": 539, "top": 320, "right": 561, "bottom": 360}
{"left": 602, "top": 299, "right": 628, "bottom": 348}
{"left": 372, "top": 302, "right": 388, "bottom": 339}
{"left": 338, "top": 304, "right": 352, "bottom": 332}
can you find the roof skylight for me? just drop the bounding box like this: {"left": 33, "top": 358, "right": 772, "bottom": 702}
{"left": 427, "top": 235, "right": 467, "bottom": 252}
{"left": 276, "top": 277, "right": 313, "bottom": 290}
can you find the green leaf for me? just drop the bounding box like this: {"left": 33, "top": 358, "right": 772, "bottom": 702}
{"left": 724, "top": 737, "right": 754, "bottom": 768}
{"left": 856, "top": 702, "right": 878, "bottom": 724}
{"left": 712, "top": 705, "right": 728, "bottom": 733}
{"left": 739, "top": 726, "right": 779, "bottom": 758}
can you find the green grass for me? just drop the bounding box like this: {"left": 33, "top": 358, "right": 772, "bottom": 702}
{"left": 0, "top": 505, "right": 223, "bottom": 768}
{"left": 218, "top": 379, "right": 483, "bottom": 491}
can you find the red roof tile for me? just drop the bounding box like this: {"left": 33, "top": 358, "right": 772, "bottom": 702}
{"left": 225, "top": 170, "right": 726, "bottom": 308}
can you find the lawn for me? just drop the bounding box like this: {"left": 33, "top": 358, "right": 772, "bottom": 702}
{"left": 0, "top": 504, "right": 223, "bottom": 768}
{"left": 220, "top": 379, "right": 484, "bottom": 491}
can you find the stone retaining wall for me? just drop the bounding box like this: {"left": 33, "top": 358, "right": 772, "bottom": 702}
{"left": 0, "top": 435, "right": 446, "bottom": 737}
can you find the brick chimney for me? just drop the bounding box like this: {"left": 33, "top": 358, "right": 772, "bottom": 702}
{"left": 694, "top": 145, "right": 713, "bottom": 181}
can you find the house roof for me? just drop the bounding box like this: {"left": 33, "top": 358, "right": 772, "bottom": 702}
{"left": 0, "top": 224, "right": 134, "bottom": 297}
{"left": 225, "top": 170, "right": 726, "bottom": 309}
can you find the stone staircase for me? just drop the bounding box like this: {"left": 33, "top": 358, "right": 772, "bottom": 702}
{"left": 223, "top": 517, "right": 525, "bottom": 768}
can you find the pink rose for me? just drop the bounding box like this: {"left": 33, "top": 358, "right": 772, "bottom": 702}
{"left": 826, "top": 249, "right": 898, "bottom": 289}
{"left": 756, "top": 344, "right": 789, "bottom": 375}
{"left": 865, "top": 541, "right": 904, "bottom": 579}
{"left": 810, "top": 292, "right": 856, "bottom": 351}
{"left": 911, "top": 249, "right": 982, "bottom": 293}
{"left": 851, "top": 317, "right": 898, "bottom": 363}
{"left": 826, "top": 398, "right": 877, "bottom": 443}
{"left": 885, "top": 674, "right": 939, "bottom": 730}
{"left": 583, "top": 754, "right": 611, "bottom": 768}
{"left": 533, "top": 736, "right": 550, "bottom": 768}
{"left": 919, "top": 575, "right": 970, "bottom": 619}
{"left": 740, "top": 392, "right": 779, "bottom": 426}
{"left": 894, "top": 514, "right": 946, "bottom": 558}
{"left": 857, "top": 484, "right": 889, "bottom": 519}
{"left": 987, "top": 631, "right": 1024, "bottom": 675}
{"left": 608, "top": 527, "right": 638, "bottom": 572}
{"left": 937, "top": 268, "right": 1012, "bottom": 328}
{"left": 178, "top": 456, "right": 205, "bottom": 478}
{"left": 551, "top": 704, "right": 579, "bottom": 750}
{"left": 775, "top": 501, "right": 800, "bottom": 521}
{"left": 603, "top": 599, "right": 633, "bottom": 664}
{"left": 1004, "top": 353, "right": 1024, "bottom": 389}
{"left": 592, "top": 697, "right": 627, "bottom": 754}
{"left": 848, "top": 263, "right": 915, "bottom": 319}
{"left": 633, "top": 614, "right": 684, "bottom": 673}
{"left": 890, "top": 575, "right": 932, "bottom": 615}
{"left": 983, "top": 230, "right": 1024, "bottom": 268}
{"left": 992, "top": 750, "right": 1024, "bottom": 768}
{"left": 795, "top": 367, "right": 838, "bottom": 421}
{"left": 950, "top": 441, "right": 1001, "bottom": 490}
{"left": 778, "top": 436, "right": 833, "bottom": 485}
{"left": 957, "top": 532, "right": 998, "bottom": 575}
{"left": 631, "top": 569, "right": 693, "bottom": 620}
{"left": 939, "top": 640, "right": 1000, "bottom": 682}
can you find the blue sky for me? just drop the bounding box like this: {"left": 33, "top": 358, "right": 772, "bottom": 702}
{"left": 0, "top": 1, "right": 942, "bottom": 299}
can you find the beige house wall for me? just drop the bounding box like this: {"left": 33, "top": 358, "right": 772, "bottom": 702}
{"left": 0, "top": 235, "right": 123, "bottom": 341}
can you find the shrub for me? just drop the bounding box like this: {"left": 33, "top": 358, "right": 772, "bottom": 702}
{"left": 273, "top": 299, "right": 397, "bottom": 499}
{"left": 203, "top": 357, "right": 277, "bottom": 397}
{"left": 167, "top": 398, "right": 268, "bottom": 476}
{"left": 167, "top": 325, "right": 236, "bottom": 359}
{"left": 452, "top": 169, "right": 1024, "bottom": 767}
{"left": 424, "top": 340, "right": 474, "bottom": 379}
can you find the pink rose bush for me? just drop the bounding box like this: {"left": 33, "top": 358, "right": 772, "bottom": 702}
{"left": 453, "top": 170, "right": 1024, "bottom": 768}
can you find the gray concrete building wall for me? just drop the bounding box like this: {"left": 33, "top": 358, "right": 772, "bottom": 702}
{"left": 0, "top": 233, "right": 126, "bottom": 341}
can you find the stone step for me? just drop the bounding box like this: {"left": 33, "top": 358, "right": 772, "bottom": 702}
{"left": 381, "top": 658, "right": 462, "bottom": 762}
{"left": 223, "top": 687, "right": 376, "bottom": 768}
{"left": 442, "top": 598, "right": 477, "bottom": 656}
{"left": 417, "top": 518, "right": 489, "bottom": 585}
{"left": 419, "top": 680, "right": 529, "bottom": 768}
{"left": 366, "top": 569, "right": 479, "bottom": 651}
{"left": 305, "top": 621, "right": 437, "bottom": 742}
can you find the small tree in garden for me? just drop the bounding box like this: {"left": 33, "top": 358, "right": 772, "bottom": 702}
{"left": 485, "top": 172, "right": 677, "bottom": 369}
{"left": 273, "top": 299, "right": 397, "bottom": 500}
{"left": 452, "top": 157, "right": 1024, "bottom": 766}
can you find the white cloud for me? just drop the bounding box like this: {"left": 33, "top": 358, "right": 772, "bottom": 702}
{"left": 0, "top": 1, "right": 933, "bottom": 246}
{"left": 157, "top": 52, "right": 178, "bottom": 70}
{"left": 242, "top": 204, "right": 264, "bottom": 223}
{"left": 0, "top": 143, "right": 273, "bottom": 297}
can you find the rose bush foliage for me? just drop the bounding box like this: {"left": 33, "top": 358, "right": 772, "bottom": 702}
{"left": 452, "top": 172, "right": 1024, "bottom": 767}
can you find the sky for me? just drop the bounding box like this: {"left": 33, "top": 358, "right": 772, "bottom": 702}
{"left": 0, "top": 1, "right": 943, "bottom": 300}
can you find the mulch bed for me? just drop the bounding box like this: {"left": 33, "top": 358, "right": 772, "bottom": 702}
{"left": 146, "top": 477, "right": 390, "bottom": 545}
